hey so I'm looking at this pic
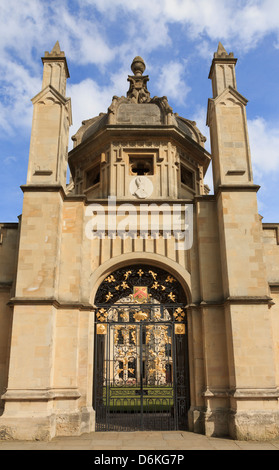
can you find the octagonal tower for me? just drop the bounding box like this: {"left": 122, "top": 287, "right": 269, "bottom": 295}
{"left": 68, "top": 57, "right": 210, "bottom": 201}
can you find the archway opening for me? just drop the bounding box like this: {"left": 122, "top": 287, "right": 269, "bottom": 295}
{"left": 93, "top": 264, "right": 190, "bottom": 432}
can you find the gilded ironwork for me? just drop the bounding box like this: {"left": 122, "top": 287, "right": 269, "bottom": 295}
{"left": 105, "top": 292, "right": 113, "bottom": 302}
{"left": 133, "top": 286, "right": 148, "bottom": 302}
{"left": 175, "top": 324, "right": 186, "bottom": 335}
{"left": 168, "top": 292, "right": 176, "bottom": 302}
{"left": 97, "top": 324, "right": 107, "bottom": 335}
{"left": 173, "top": 307, "right": 186, "bottom": 322}
{"left": 148, "top": 270, "right": 157, "bottom": 279}
{"left": 96, "top": 308, "right": 108, "bottom": 322}
{"left": 124, "top": 270, "right": 132, "bottom": 280}
{"left": 95, "top": 265, "right": 187, "bottom": 305}
{"left": 133, "top": 310, "right": 149, "bottom": 321}
{"left": 94, "top": 264, "right": 189, "bottom": 432}
{"left": 105, "top": 275, "right": 116, "bottom": 283}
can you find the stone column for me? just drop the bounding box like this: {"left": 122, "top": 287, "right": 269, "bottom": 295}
{"left": 0, "top": 43, "right": 77, "bottom": 441}
{"left": 26, "top": 41, "right": 72, "bottom": 188}
{"left": 207, "top": 43, "right": 279, "bottom": 440}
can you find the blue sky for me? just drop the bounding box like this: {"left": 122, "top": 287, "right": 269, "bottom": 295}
{"left": 0, "top": 0, "right": 279, "bottom": 222}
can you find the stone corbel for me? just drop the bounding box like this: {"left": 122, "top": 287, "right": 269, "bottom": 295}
{"left": 101, "top": 152, "right": 107, "bottom": 165}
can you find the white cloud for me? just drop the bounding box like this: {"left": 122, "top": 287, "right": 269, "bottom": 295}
{"left": 248, "top": 117, "right": 279, "bottom": 177}
{"left": 0, "top": 0, "right": 117, "bottom": 71}
{"left": 0, "top": 57, "right": 41, "bottom": 134}
{"left": 80, "top": 0, "right": 279, "bottom": 52}
{"left": 200, "top": 116, "right": 279, "bottom": 194}
{"left": 156, "top": 61, "right": 191, "bottom": 104}
{"left": 2, "top": 0, "right": 279, "bottom": 73}
{"left": 3, "top": 156, "right": 17, "bottom": 165}
{"left": 68, "top": 79, "right": 117, "bottom": 146}
{"left": 0, "top": 0, "right": 119, "bottom": 134}
{"left": 1, "top": 0, "right": 279, "bottom": 148}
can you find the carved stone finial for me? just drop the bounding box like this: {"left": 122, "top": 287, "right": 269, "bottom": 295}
{"left": 131, "top": 56, "right": 146, "bottom": 76}
{"left": 127, "top": 56, "right": 150, "bottom": 103}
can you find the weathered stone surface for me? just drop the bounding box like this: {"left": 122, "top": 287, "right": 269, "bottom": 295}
{"left": 117, "top": 103, "right": 162, "bottom": 125}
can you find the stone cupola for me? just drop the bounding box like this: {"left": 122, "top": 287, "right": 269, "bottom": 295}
{"left": 68, "top": 57, "right": 211, "bottom": 200}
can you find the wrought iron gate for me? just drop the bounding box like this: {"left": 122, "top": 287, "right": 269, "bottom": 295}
{"left": 93, "top": 266, "right": 190, "bottom": 432}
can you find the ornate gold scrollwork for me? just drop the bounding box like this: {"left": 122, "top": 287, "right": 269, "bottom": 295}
{"left": 95, "top": 265, "right": 186, "bottom": 305}
{"left": 129, "top": 326, "right": 136, "bottom": 344}
{"left": 105, "top": 292, "right": 113, "bottom": 302}
{"left": 151, "top": 281, "right": 159, "bottom": 290}
{"left": 148, "top": 270, "right": 157, "bottom": 279}
{"left": 134, "top": 310, "right": 149, "bottom": 321}
{"left": 124, "top": 270, "right": 132, "bottom": 280}
{"left": 120, "top": 309, "right": 129, "bottom": 322}
{"left": 145, "top": 326, "right": 152, "bottom": 344}
{"left": 105, "top": 275, "right": 116, "bottom": 283}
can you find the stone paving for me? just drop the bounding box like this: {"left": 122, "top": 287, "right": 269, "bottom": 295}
{"left": 0, "top": 431, "right": 279, "bottom": 450}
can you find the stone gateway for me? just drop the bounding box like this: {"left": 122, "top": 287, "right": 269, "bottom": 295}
{"left": 0, "top": 41, "right": 278, "bottom": 441}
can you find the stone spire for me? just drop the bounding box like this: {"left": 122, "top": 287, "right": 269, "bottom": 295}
{"left": 214, "top": 42, "right": 234, "bottom": 58}
{"left": 127, "top": 56, "right": 151, "bottom": 103}
{"left": 27, "top": 43, "right": 72, "bottom": 186}
{"left": 44, "top": 40, "right": 65, "bottom": 58}
{"left": 208, "top": 42, "right": 237, "bottom": 98}
{"left": 207, "top": 42, "right": 252, "bottom": 191}
{"left": 42, "top": 41, "right": 70, "bottom": 93}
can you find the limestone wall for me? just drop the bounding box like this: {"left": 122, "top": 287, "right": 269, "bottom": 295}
{"left": 0, "top": 223, "right": 19, "bottom": 285}
{"left": 55, "top": 195, "right": 228, "bottom": 435}
{"left": 262, "top": 225, "right": 279, "bottom": 390}
{"left": 0, "top": 223, "right": 19, "bottom": 413}
{"left": 262, "top": 224, "right": 279, "bottom": 284}
{"left": 1, "top": 192, "right": 278, "bottom": 439}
